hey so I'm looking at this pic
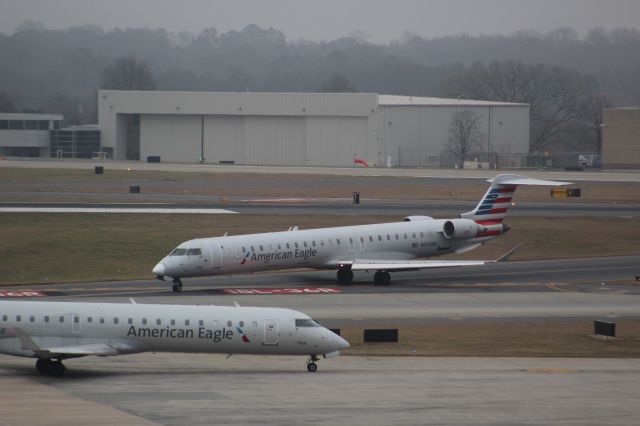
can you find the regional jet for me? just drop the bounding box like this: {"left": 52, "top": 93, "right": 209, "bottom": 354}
{"left": 153, "top": 174, "right": 570, "bottom": 291}
{"left": 0, "top": 300, "right": 349, "bottom": 375}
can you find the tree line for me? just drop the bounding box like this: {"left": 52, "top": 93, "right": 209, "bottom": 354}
{"left": 1, "top": 22, "right": 639, "bottom": 153}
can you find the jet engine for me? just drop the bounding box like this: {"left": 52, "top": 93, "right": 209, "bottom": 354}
{"left": 442, "top": 219, "right": 483, "bottom": 239}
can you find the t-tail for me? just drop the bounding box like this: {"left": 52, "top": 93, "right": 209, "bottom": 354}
{"left": 460, "top": 174, "right": 571, "bottom": 239}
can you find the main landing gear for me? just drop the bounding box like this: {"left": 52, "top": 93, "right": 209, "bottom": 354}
{"left": 36, "top": 358, "right": 66, "bottom": 376}
{"left": 373, "top": 271, "right": 391, "bottom": 286}
{"left": 307, "top": 355, "right": 319, "bottom": 372}
{"left": 172, "top": 277, "right": 183, "bottom": 293}
{"left": 336, "top": 268, "right": 353, "bottom": 285}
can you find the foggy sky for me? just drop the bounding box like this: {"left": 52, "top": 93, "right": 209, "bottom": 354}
{"left": 1, "top": 0, "right": 639, "bottom": 42}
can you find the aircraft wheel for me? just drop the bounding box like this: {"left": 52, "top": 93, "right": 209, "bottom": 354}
{"left": 336, "top": 269, "right": 353, "bottom": 284}
{"left": 172, "top": 283, "right": 183, "bottom": 293}
{"left": 35, "top": 358, "right": 51, "bottom": 374}
{"left": 307, "top": 362, "right": 318, "bottom": 373}
{"left": 49, "top": 360, "right": 66, "bottom": 377}
{"left": 373, "top": 271, "right": 391, "bottom": 286}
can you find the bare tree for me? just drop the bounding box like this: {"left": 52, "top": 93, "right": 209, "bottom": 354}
{"left": 578, "top": 93, "right": 611, "bottom": 153}
{"left": 317, "top": 73, "right": 357, "bottom": 93}
{"left": 448, "top": 109, "right": 485, "bottom": 168}
{"left": 101, "top": 56, "right": 156, "bottom": 90}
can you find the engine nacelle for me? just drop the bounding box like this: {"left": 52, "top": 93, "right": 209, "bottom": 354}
{"left": 442, "top": 219, "right": 483, "bottom": 239}
{"left": 403, "top": 215, "right": 434, "bottom": 222}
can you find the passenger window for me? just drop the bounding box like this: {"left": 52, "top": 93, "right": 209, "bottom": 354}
{"left": 320, "top": 240, "right": 324, "bottom": 246}
{"left": 88, "top": 317, "right": 93, "bottom": 323}
{"left": 59, "top": 316, "right": 64, "bottom": 323}
{"left": 303, "top": 241, "right": 307, "bottom": 248}
{"left": 1, "top": 315, "right": 6, "bottom": 321}
{"left": 252, "top": 321, "right": 258, "bottom": 327}
{"left": 404, "top": 233, "right": 408, "bottom": 239}
{"left": 199, "top": 320, "right": 204, "bottom": 326}
{"left": 336, "top": 239, "right": 341, "bottom": 245}
{"left": 142, "top": 318, "right": 147, "bottom": 325}
{"left": 156, "top": 319, "right": 162, "bottom": 325}
{"left": 239, "top": 321, "right": 244, "bottom": 327}
{"left": 99, "top": 318, "right": 105, "bottom": 324}
{"left": 312, "top": 241, "right": 316, "bottom": 247}
{"left": 387, "top": 234, "right": 391, "bottom": 240}
{"left": 251, "top": 246, "right": 255, "bottom": 252}
{"left": 286, "top": 243, "right": 290, "bottom": 249}
{"left": 395, "top": 234, "right": 399, "bottom": 240}
{"left": 369, "top": 236, "right": 373, "bottom": 242}
{"left": 412, "top": 233, "right": 417, "bottom": 238}
{"left": 30, "top": 316, "right": 35, "bottom": 322}
{"left": 185, "top": 319, "right": 190, "bottom": 326}
{"left": 171, "top": 319, "right": 176, "bottom": 326}
{"left": 295, "top": 242, "right": 299, "bottom": 248}
{"left": 242, "top": 246, "right": 246, "bottom": 252}
{"left": 349, "top": 238, "right": 353, "bottom": 244}
{"left": 128, "top": 318, "right": 133, "bottom": 325}
{"left": 277, "top": 244, "right": 281, "bottom": 250}
{"left": 227, "top": 320, "right": 232, "bottom": 327}
{"left": 16, "top": 315, "right": 21, "bottom": 322}
{"left": 420, "top": 232, "right": 424, "bottom": 237}
{"left": 74, "top": 316, "right": 79, "bottom": 323}
{"left": 259, "top": 245, "right": 264, "bottom": 251}
{"left": 44, "top": 316, "right": 50, "bottom": 323}
{"left": 378, "top": 235, "right": 382, "bottom": 241}
{"left": 114, "top": 318, "right": 119, "bottom": 324}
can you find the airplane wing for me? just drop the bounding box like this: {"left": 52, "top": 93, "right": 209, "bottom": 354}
{"left": 333, "top": 244, "right": 522, "bottom": 272}
{"left": 14, "top": 329, "right": 147, "bottom": 357}
{"left": 348, "top": 259, "right": 487, "bottom": 272}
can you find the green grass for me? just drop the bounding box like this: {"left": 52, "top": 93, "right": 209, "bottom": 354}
{"left": 0, "top": 214, "right": 638, "bottom": 285}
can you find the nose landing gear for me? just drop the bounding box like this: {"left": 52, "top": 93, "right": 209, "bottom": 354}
{"left": 172, "top": 278, "right": 183, "bottom": 293}
{"left": 307, "top": 355, "right": 319, "bottom": 372}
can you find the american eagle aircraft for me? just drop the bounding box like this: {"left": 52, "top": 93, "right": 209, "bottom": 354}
{"left": 0, "top": 300, "right": 348, "bottom": 375}
{"left": 153, "top": 174, "right": 570, "bottom": 291}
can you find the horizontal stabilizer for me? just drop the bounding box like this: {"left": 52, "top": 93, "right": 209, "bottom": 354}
{"left": 487, "top": 175, "right": 572, "bottom": 187}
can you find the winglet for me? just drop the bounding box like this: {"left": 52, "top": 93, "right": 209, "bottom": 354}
{"left": 233, "top": 300, "right": 241, "bottom": 307}
{"left": 129, "top": 298, "right": 137, "bottom": 304}
{"left": 495, "top": 243, "right": 524, "bottom": 262}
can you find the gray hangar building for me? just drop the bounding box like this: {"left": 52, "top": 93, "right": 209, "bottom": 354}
{"left": 98, "top": 90, "right": 529, "bottom": 167}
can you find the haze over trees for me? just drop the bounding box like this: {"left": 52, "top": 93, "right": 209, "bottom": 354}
{"left": 1, "top": 22, "right": 639, "bottom": 153}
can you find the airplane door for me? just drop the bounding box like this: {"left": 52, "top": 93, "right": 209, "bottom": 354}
{"left": 209, "top": 241, "right": 223, "bottom": 269}
{"left": 71, "top": 313, "right": 81, "bottom": 334}
{"left": 263, "top": 320, "right": 279, "bottom": 346}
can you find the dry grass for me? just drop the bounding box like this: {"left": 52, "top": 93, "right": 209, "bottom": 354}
{"left": 2, "top": 167, "right": 640, "bottom": 203}
{"left": 338, "top": 320, "right": 640, "bottom": 357}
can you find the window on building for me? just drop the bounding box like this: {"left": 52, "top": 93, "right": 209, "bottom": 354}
{"left": 0, "top": 121, "right": 8, "bottom": 130}
{"left": 38, "top": 120, "right": 49, "bottom": 130}
{"left": 8, "top": 120, "right": 23, "bottom": 130}
{"left": 25, "top": 120, "right": 38, "bottom": 130}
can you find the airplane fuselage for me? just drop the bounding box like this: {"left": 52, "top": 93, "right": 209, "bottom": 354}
{"left": 154, "top": 218, "right": 487, "bottom": 279}
{"left": 0, "top": 300, "right": 348, "bottom": 372}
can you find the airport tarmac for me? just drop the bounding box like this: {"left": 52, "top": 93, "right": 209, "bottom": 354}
{"left": 1, "top": 354, "right": 639, "bottom": 425}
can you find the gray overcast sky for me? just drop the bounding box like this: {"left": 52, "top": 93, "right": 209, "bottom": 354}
{"left": 1, "top": 0, "right": 639, "bottom": 42}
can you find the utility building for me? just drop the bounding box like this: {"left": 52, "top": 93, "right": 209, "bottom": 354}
{"left": 98, "top": 90, "right": 529, "bottom": 167}
{"left": 0, "top": 113, "right": 63, "bottom": 157}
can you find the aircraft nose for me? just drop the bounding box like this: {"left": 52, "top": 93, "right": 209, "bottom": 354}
{"left": 332, "top": 333, "right": 350, "bottom": 350}
{"left": 152, "top": 262, "right": 165, "bottom": 276}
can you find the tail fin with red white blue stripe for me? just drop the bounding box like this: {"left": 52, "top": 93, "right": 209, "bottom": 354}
{"left": 460, "top": 174, "right": 571, "bottom": 239}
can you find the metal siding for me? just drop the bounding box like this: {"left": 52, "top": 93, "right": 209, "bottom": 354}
{"left": 244, "top": 117, "right": 305, "bottom": 165}
{"left": 140, "top": 115, "right": 201, "bottom": 163}
{"left": 203, "top": 116, "right": 245, "bottom": 163}
{"left": 490, "top": 106, "right": 529, "bottom": 154}
{"left": 305, "top": 117, "right": 368, "bottom": 166}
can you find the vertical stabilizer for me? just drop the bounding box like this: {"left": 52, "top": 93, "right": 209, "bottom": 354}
{"left": 460, "top": 174, "right": 571, "bottom": 238}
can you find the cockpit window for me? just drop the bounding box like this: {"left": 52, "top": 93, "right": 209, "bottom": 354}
{"left": 170, "top": 248, "right": 187, "bottom": 256}
{"left": 295, "top": 318, "right": 321, "bottom": 327}
{"left": 186, "top": 248, "right": 202, "bottom": 256}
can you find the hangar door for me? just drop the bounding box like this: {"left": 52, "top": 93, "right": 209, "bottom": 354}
{"left": 203, "top": 116, "right": 245, "bottom": 164}
{"left": 305, "top": 117, "right": 368, "bottom": 166}
{"left": 244, "top": 117, "right": 305, "bottom": 166}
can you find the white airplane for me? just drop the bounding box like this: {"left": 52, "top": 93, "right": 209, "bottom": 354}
{"left": 0, "top": 300, "right": 349, "bottom": 375}
{"left": 153, "top": 174, "right": 570, "bottom": 291}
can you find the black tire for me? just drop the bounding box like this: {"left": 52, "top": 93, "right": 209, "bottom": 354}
{"left": 373, "top": 271, "right": 391, "bottom": 286}
{"left": 35, "top": 358, "right": 50, "bottom": 374}
{"left": 172, "top": 284, "right": 183, "bottom": 293}
{"left": 49, "top": 361, "right": 66, "bottom": 377}
{"left": 307, "top": 362, "right": 318, "bottom": 373}
{"left": 337, "top": 269, "right": 353, "bottom": 283}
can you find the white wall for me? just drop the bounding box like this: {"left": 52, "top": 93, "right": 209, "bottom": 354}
{"left": 140, "top": 115, "right": 201, "bottom": 163}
